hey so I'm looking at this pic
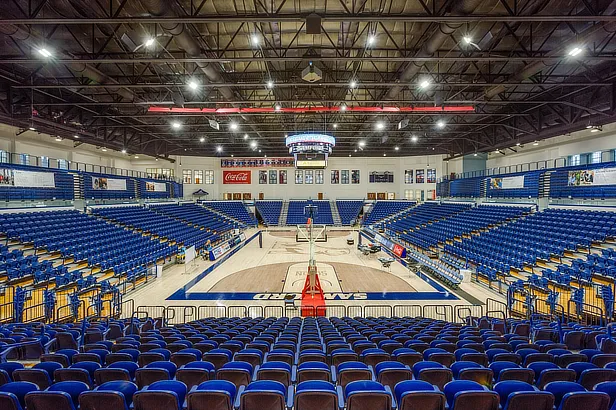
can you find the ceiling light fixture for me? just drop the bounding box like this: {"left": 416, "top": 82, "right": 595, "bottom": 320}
{"left": 354, "top": 149, "right": 357, "bottom": 153}
{"left": 121, "top": 148, "right": 127, "bottom": 154}
{"left": 375, "top": 121, "right": 385, "bottom": 130}
{"left": 171, "top": 121, "right": 181, "bottom": 130}
{"left": 436, "top": 120, "right": 445, "bottom": 129}
{"left": 101, "top": 147, "right": 107, "bottom": 152}
{"left": 419, "top": 79, "right": 431, "bottom": 89}
{"left": 340, "top": 104, "right": 347, "bottom": 111}
{"left": 333, "top": 123, "right": 338, "bottom": 129}
{"left": 243, "top": 133, "right": 249, "bottom": 140}
{"left": 28, "top": 126, "right": 36, "bottom": 131}
{"left": 258, "top": 149, "right": 262, "bottom": 153}
{"left": 134, "top": 155, "right": 139, "bottom": 159}
{"left": 266, "top": 80, "right": 274, "bottom": 89}
{"left": 383, "top": 153, "right": 387, "bottom": 157}
{"left": 144, "top": 38, "right": 155, "bottom": 48}
{"left": 463, "top": 36, "right": 473, "bottom": 44}
{"left": 188, "top": 80, "right": 199, "bottom": 90}
{"left": 275, "top": 104, "right": 282, "bottom": 111}
{"left": 568, "top": 46, "right": 583, "bottom": 57}
{"left": 473, "top": 152, "right": 478, "bottom": 156}
{"left": 516, "top": 142, "right": 521, "bottom": 146}
{"left": 250, "top": 141, "right": 257, "bottom": 148}
{"left": 411, "top": 135, "right": 418, "bottom": 142}
{"left": 395, "top": 146, "right": 399, "bottom": 151}
{"left": 217, "top": 146, "right": 223, "bottom": 152}
{"left": 533, "top": 141, "right": 539, "bottom": 146}
{"left": 199, "top": 137, "right": 205, "bottom": 142}
{"left": 251, "top": 34, "right": 260, "bottom": 46}
{"left": 358, "top": 141, "right": 366, "bottom": 147}
{"left": 73, "top": 135, "right": 79, "bottom": 139}
{"left": 55, "top": 136, "right": 62, "bottom": 141}
{"left": 230, "top": 122, "right": 238, "bottom": 131}
{"left": 349, "top": 80, "right": 357, "bottom": 88}
{"left": 367, "top": 34, "right": 376, "bottom": 45}
{"left": 37, "top": 48, "right": 52, "bottom": 58}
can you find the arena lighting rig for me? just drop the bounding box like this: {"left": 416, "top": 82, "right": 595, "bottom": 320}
{"left": 285, "top": 133, "right": 335, "bottom": 169}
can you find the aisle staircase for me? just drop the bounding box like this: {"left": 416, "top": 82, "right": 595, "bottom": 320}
{"left": 279, "top": 201, "right": 289, "bottom": 226}
{"left": 69, "top": 172, "right": 83, "bottom": 200}
{"left": 539, "top": 171, "right": 552, "bottom": 198}
{"left": 330, "top": 200, "right": 342, "bottom": 226}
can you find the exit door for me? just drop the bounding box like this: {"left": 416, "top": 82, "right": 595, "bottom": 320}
{"left": 259, "top": 192, "right": 264, "bottom": 200}
{"left": 318, "top": 193, "right": 323, "bottom": 200}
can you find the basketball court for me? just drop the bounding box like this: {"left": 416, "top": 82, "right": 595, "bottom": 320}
{"left": 125, "top": 228, "right": 499, "bottom": 314}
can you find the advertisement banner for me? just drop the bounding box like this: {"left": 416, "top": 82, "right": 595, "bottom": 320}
{"left": 373, "top": 232, "right": 407, "bottom": 259}
{"left": 568, "top": 167, "right": 616, "bottom": 186}
{"left": 145, "top": 181, "right": 166, "bottom": 192}
{"left": 490, "top": 175, "right": 525, "bottom": 189}
{"left": 209, "top": 242, "right": 231, "bottom": 260}
{"left": 223, "top": 170, "right": 251, "bottom": 184}
{"left": 0, "top": 169, "right": 56, "bottom": 188}
{"left": 92, "top": 176, "right": 127, "bottom": 190}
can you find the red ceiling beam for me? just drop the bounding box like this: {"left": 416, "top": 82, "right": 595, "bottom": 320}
{"left": 147, "top": 105, "right": 475, "bottom": 114}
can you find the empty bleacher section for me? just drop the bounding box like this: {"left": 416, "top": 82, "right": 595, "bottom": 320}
{"left": 0, "top": 160, "right": 182, "bottom": 203}
{"left": 443, "top": 208, "right": 616, "bottom": 315}
{"left": 200, "top": 201, "right": 257, "bottom": 227}
{"left": 485, "top": 171, "right": 541, "bottom": 199}
{"left": 150, "top": 203, "right": 238, "bottom": 235}
{"left": 336, "top": 200, "right": 364, "bottom": 225}
{"left": 286, "top": 200, "right": 334, "bottom": 225}
{"left": 137, "top": 179, "right": 172, "bottom": 199}
{"left": 390, "top": 205, "right": 530, "bottom": 250}
{"left": 254, "top": 201, "right": 282, "bottom": 226}
{"left": 0, "top": 209, "right": 176, "bottom": 322}
{"left": 447, "top": 177, "right": 482, "bottom": 198}
{"left": 92, "top": 206, "right": 221, "bottom": 250}
{"left": 362, "top": 200, "right": 416, "bottom": 225}
{"left": 2, "top": 312, "right": 616, "bottom": 410}
{"left": 0, "top": 164, "right": 74, "bottom": 202}
{"left": 439, "top": 161, "right": 616, "bottom": 201}
{"left": 550, "top": 162, "right": 616, "bottom": 199}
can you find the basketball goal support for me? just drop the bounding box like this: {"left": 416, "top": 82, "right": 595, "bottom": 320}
{"left": 297, "top": 204, "right": 326, "bottom": 317}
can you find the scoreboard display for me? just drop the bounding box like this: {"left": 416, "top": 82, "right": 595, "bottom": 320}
{"left": 295, "top": 153, "right": 327, "bottom": 169}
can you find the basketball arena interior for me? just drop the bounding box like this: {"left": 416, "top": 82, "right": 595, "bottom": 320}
{"left": 2, "top": 2, "right": 616, "bottom": 410}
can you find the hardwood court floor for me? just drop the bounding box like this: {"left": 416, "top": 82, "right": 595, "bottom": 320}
{"left": 209, "top": 261, "right": 416, "bottom": 293}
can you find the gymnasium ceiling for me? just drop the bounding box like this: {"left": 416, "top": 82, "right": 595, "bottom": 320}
{"left": 0, "top": 0, "right": 616, "bottom": 159}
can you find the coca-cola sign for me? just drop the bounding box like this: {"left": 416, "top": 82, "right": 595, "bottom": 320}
{"left": 223, "top": 170, "right": 251, "bottom": 184}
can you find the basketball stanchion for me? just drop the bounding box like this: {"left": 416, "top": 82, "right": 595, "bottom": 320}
{"left": 297, "top": 207, "right": 326, "bottom": 317}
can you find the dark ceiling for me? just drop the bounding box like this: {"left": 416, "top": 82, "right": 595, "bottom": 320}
{"left": 0, "top": 0, "right": 616, "bottom": 159}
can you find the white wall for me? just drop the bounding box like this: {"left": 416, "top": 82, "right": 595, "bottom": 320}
{"left": 485, "top": 123, "right": 616, "bottom": 169}
{"left": 140, "top": 154, "right": 445, "bottom": 200}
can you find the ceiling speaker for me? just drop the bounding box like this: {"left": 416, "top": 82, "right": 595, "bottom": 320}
{"left": 306, "top": 13, "right": 321, "bottom": 35}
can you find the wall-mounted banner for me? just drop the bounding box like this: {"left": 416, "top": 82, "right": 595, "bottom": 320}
{"left": 92, "top": 176, "right": 127, "bottom": 191}
{"left": 210, "top": 242, "right": 231, "bottom": 260}
{"left": 0, "top": 169, "right": 56, "bottom": 188}
{"left": 221, "top": 158, "right": 294, "bottom": 168}
{"left": 145, "top": 181, "right": 167, "bottom": 192}
{"left": 490, "top": 175, "right": 525, "bottom": 189}
{"left": 223, "top": 170, "right": 252, "bottom": 184}
{"left": 568, "top": 167, "right": 616, "bottom": 186}
{"left": 369, "top": 171, "right": 394, "bottom": 183}
{"left": 372, "top": 232, "right": 407, "bottom": 258}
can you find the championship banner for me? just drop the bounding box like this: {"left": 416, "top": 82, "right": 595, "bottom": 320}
{"left": 223, "top": 170, "right": 251, "bottom": 184}
{"left": 0, "top": 169, "right": 56, "bottom": 188}
{"left": 490, "top": 175, "right": 525, "bottom": 189}
{"left": 145, "top": 181, "right": 167, "bottom": 192}
{"left": 568, "top": 167, "right": 616, "bottom": 186}
{"left": 92, "top": 176, "right": 127, "bottom": 191}
{"left": 221, "top": 158, "right": 294, "bottom": 168}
